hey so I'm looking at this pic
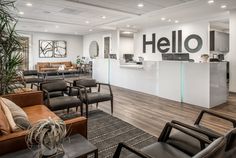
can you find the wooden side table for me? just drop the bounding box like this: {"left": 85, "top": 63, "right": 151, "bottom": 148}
{"left": 1, "top": 134, "right": 98, "bottom": 158}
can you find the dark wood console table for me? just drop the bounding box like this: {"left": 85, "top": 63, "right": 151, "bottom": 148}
{"left": 1, "top": 134, "right": 98, "bottom": 158}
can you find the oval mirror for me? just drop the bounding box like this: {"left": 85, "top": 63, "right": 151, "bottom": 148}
{"left": 89, "top": 41, "right": 99, "bottom": 58}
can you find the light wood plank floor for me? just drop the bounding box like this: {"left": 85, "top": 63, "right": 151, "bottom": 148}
{"left": 95, "top": 86, "right": 236, "bottom": 137}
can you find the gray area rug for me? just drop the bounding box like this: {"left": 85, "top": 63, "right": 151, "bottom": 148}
{"left": 59, "top": 110, "right": 157, "bottom": 157}
{"left": 86, "top": 110, "right": 157, "bottom": 158}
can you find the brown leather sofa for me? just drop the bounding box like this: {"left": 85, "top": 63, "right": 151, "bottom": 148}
{"left": 36, "top": 61, "right": 77, "bottom": 72}
{"left": 0, "top": 91, "right": 87, "bottom": 155}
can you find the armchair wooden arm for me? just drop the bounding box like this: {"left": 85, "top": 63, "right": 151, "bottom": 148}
{"left": 97, "top": 82, "right": 113, "bottom": 96}
{"left": 158, "top": 122, "right": 212, "bottom": 149}
{"left": 171, "top": 120, "right": 221, "bottom": 140}
{"left": 42, "top": 89, "right": 50, "bottom": 106}
{"left": 194, "top": 110, "right": 236, "bottom": 127}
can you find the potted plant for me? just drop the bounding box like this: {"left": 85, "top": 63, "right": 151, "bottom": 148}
{"left": 26, "top": 118, "right": 67, "bottom": 157}
{"left": 76, "top": 55, "right": 83, "bottom": 66}
{"left": 0, "top": 0, "right": 23, "bottom": 95}
{"left": 201, "top": 54, "right": 209, "bottom": 63}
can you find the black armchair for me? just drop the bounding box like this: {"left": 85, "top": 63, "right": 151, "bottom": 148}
{"left": 71, "top": 79, "right": 113, "bottom": 118}
{"left": 41, "top": 80, "right": 83, "bottom": 114}
{"left": 113, "top": 122, "right": 232, "bottom": 158}
{"left": 167, "top": 110, "right": 236, "bottom": 156}
{"left": 23, "top": 70, "right": 44, "bottom": 88}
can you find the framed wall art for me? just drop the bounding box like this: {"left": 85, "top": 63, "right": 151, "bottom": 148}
{"left": 39, "top": 40, "right": 67, "bottom": 58}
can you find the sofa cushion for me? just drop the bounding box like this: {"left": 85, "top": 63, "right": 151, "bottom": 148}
{"left": 0, "top": 98, "right": 31, "bottom": 130}
{"left": 64, "top": 62, "right": 72, "bottom": 67}
{"left": 0, "top": 104, "right": 11, "bottom": 135}
{"left": 23, "top": 105, "right": 59, "bottom": 124}
{"left": 0, "top": 99, "right": 20, "bottom": 132}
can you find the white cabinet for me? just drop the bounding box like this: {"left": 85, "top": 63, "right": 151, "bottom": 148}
{"left": 210, "top": 31, "right": 229, "bottom": 53}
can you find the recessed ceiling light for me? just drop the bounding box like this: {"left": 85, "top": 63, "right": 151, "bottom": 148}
{"left": 175, "top": 20, "right": 179, "bottom": 23}
{"left": 221, "top": 5, "right": 227, "bottom": 9}
{"left": 85, "top": 21, "right": 90, "bottom": 24}
{"left": 122, "top": 31, "right": 133, "bottom": 34}
{"left": 26, "top": 2, "right": 32, "bottom": 7}
{"left": 44, "top": 29, "right": 48, "bottom": 32}
{"left": 168, "top": 19, "right": 172, "bottom": 22}
{"left": 55, "top": 25, "right": 59, "bottom": 28}
{"left": 208, "top": 0, "right": 214, "bottom": 4}
{"left": 89, "top": 29, "right": 93, "bottom": 32}
{"left": 19, "top": 11, "right": 24, "bottom": 15}
{"left": 161, "top": 17, "right": 166, "bottom": 21}
{"left": 101, "top": 16, "right": 106, "bottom": 19}
{"left": 137, "top": 3, "right": 144, "bottom": 8}
{"left": 126, "top": 24, "right": 130, "bottom": 28}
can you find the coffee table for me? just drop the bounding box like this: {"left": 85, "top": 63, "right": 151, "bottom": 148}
{"left": 1, "top": 134, "right": 98, "bottom": 158}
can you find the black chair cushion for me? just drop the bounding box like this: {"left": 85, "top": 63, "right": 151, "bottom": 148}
{"left": 167, "top": 130, "right": 208, "bottom": 156}
{"left": 49, "top": 96, "right": 81, "bottom": 111}
{"left": 74, "top": 79, "right": 97, "bottom": 87}
{"left": 128, "top": 142, "right": 190, "bottom": 158}
{"left": 24, "top": 77, "right": 44, "bottom": 83}
{"left": 41, "top": 80, "right": 68, "bottom": 92}
{"left": 167, "top": 125, "right": 222, "bottom": 156}
{"left": 82, "top": 92, "right": 112, "bottom": 104}
{"left": 49, "top": 91, "right": 64, "bottom": 98}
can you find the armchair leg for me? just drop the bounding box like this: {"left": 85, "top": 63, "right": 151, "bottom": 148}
{"left": 67, "top": 107, "right": 70, "bottom": 114}
{"left": 86, "top": 103, "right": 89, "bottom": 118}
{"left": 111, "top": 98, "right": 113, "bottom": 114}
{"left": 80, "top": 104, "right": 83, "bottom": 116}
{"left": 31, "top": 83, "right": 33, "bottom": 89}
{"left": 96, "top": 102, "right": 98, "bottom": 108}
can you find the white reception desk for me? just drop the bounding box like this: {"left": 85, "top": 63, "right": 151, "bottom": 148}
{"left": 93, "top": 59, "right": 227, "bottom": 108}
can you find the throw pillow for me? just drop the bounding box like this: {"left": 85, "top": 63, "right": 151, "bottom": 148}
{"left": 58, "top": 64, "right": 65, "bottom": 70}
{"left": 0, "top": 97, "right": 31, "bottom": 130}
{"left": 0, "top": 99, "right": 20, "bottom": 132}
{"left": 0, "top": 104, "right": 11, "bottom": 135}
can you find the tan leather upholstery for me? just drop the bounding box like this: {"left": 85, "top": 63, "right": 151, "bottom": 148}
{"left": 23, "top": 105, "right": 59, "bottom": 123}
{"left": 2, "top": 91, "right": 43, "bottom": 108}
{"left": 36, "top": 61, "right": 76, "bottom": 72}
{"left": 0, "top": 105, "right": 11, "bottom": 135}
{"left": 0, "top": 91, "right": 87, "bottom": 155}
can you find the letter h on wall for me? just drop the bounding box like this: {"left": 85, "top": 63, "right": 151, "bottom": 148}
{"left": 143, "top": 34, "right": 155, "bottom": 53}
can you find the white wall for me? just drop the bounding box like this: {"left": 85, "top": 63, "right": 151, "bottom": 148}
{"left": 83, "top": 30, "right": 119, "bottom": 59}
{"left": 20, "top": 32, "right": 83, "bottom": 69}
{"left": 119, "top": 36, "right": 134, "bottom": 55}
{"left": 134, "top": 20, "right": 209, "bottom": 62}
{"left": 229, "top": 9, "right": 236, "bottom": 92}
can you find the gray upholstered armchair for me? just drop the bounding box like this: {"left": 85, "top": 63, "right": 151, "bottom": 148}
{"left": 113, "top": 122, "right": 236, "bottom": 158}
{"left": 69, "top": 79, "right": 113, "bottom": 118}
{"left": 41, "top": 80, "right": 83, "bottom": 114}
{"left": 23, "top": 70, "right": 44, "bottom": 88}
{"left": 167, "top": 110, "right": 236, "bottom": 156}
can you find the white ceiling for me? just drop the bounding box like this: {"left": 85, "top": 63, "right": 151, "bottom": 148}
{"left": 13, "top": 0, "right": 236, "bottom": 35}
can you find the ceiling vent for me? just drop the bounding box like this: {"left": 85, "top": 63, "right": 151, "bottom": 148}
{"left": 59, "top": 8, "right": 81, "bottom": 15}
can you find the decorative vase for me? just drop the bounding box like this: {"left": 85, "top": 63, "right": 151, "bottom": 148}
{"left": 41, "top": 144, "right": 57, "bottom": 156}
